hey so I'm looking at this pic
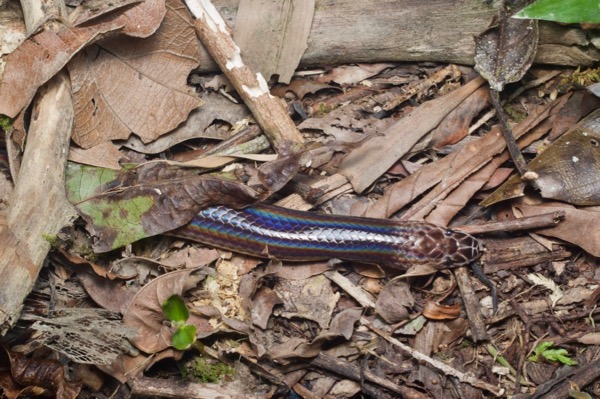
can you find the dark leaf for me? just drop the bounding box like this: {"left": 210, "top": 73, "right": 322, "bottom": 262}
{"left": 474, "top": 8, "right": 538, "bottom": 92}
{"left": 3, "top": 347, "right": 82, "bottom": 399}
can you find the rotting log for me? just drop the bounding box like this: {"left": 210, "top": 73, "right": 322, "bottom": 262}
{"left": 189, "top": 0, "right": 599, "bottom": 76}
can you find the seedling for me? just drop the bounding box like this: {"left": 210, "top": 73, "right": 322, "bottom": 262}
{"left": 528, "top": 341, "right": 578, "bottom": 366}
{"left": 162, "top": 295, "right": 198, "bottom": 350}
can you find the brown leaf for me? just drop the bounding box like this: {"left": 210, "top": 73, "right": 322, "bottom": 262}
{"left": 4, "top": 348, "right": 82, "bottom": 399}
{"left": 474, "top": 8, "right": 538, "bottom": 92}
{"left": 482, "top": 108, "right": 600, "bottom": 206}
{"left": 78, "top": 272, "right": 136, "bottom": 314}
{"left": 121, "top": 92, "right": 251, "bottom": 154}
{"left": 250, "top": 287, "right": 283, "bottom": 329}
{"left": 430, "top": 86, "right": 490, "bottom": 149}
{"left": 516, "top": 203, "right": 600, "bottom": 257}
{"left": 365, "top": 95, "right": 569, "bottom": 219}
{"left": 0, "top": 0, "right": 166, "bottom": 118}
{"left": 338, "top": 76, "right": 485, "bottom": 193}
{"left": 69, "top": 0, "right": 202, "bottom": 148}
{"left": 68, "top": 0, "right": 142, "bottom": 27}
{"left": 375, "top": 279, "right": 414, "bottom": 324}
{"left": 273, "top": 274, "right": 339, "bottom": 329}
{"left": 68, "top": 141, "right": 123, "bottom": 169}
{"left": 122, "top": 268, "right": 211, "bottom": 353}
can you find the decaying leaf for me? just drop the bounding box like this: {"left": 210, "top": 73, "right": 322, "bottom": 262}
{"left": 121, "top": 92, "right": 251, "bottom": 154}
{"left": 1, "top": 347, "right": 82, "bottom": 399}
{"left": 272, "top": 274, "right": 339, "bottom": 329}
{"left": 482, "top": 108, "right": 600, "bottom": 206}
{"left": 65, "top": 162, "right": 259, "bottom": 252}
{"left": 69, "top": 0, "right": 203, "bottom": 148}
{"left": 474, "top": 6, "right": 538, "bottom": 92}
{"left": 375, "top": 279, "right": 414, "bottom": 324}
{"left": 122, "top": 268, "right": 211, "bottom": 353}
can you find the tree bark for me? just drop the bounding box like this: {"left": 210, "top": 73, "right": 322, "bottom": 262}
{"left": 0, "top": 72, "right": 77, "bottom": 335}
{"left": 189, "top": 0, "right": 599, "bottom": 75}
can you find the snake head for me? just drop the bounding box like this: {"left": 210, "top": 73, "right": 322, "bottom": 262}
{"left": 440, "top": 229, "right": 484, "bottom": 267}
{"left": 410, "top": 225, "right": 483, "bottom": 269}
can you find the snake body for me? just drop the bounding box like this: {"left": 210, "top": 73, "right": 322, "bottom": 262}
{"left": 172, "top": 204, "right": 483, "bottom": 270}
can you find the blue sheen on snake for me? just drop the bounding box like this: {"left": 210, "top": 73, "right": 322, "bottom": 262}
{"left": 171, "top": 204, "right": 483, "bottom": 270}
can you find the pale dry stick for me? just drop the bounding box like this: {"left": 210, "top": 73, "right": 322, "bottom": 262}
{"left": 362, "top": 317, "right": 505, "bottom": 397}
{"left": 183, "top": 0, "right": 304, "bottom": 154}
{"left": 324, "top": 270, "right": 376, "bottom": 308}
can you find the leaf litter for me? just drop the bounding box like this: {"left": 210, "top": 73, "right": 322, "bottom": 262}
{"left": 1, "top": 1, "right": 600, "bottom": 398}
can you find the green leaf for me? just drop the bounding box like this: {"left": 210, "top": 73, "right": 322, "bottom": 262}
{"left": 162, "top": 295, "right": 189, "bottom": 324}
{"left": 514, "top": 0, "right": 600, "bottom": 24}
{"left": 64, "top": 161, "right": 260, "bottom": 252}
{"left": 541, "top": 348, "right": 578, "bottom": 366}
{"left": 529, "top": 341, "right": 578, "bottom": 366}
{"left": 172, "top": 324, "right": 197, "bottom": 350}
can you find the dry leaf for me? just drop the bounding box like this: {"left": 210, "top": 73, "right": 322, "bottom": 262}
{"left": 0, "top": 0, "right": 166, "bottom": 119}
{"left": 69, "top": 0, "right": 202, "bottom": 148}
{"left": 122, "top": 268, "right": 210, "bottom": 353}
{"left": 121, "top": 92, "right": 251, "bottom": 154}
{"left": 422, "top": 301, "right": 461, "bottom": 320}
{"left": 474, "top": 9, "right": 538, "bottom": 92}
{"left": 528, "top": 273, "right": 563, "bottom": 308}
{"left": 375, "top": 279, "right": 414, "bottom": 324}
{"left": 2, "top": 348, "right": 82, "bottom": 399}
{"left": 482, "top": 108, "right": 600, "bottom": 206}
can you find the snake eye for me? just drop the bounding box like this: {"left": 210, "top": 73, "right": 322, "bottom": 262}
{"left": 443, "top": 255, "right": 454, "bottom": 267}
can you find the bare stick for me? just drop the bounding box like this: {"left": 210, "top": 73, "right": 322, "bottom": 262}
{"left": 456, "top": 211, "right": 565, "bottom": 235}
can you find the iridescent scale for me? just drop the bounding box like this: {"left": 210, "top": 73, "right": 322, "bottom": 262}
{"left": 172, "top": 204, "right": 483, "bottom": 270}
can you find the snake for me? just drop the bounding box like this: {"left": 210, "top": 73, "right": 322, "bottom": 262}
{"left": 172, "top": 204, "right": 483, "bottom": 271}
{"left": 172, "top": 204, "right": 496, "bottom": 309}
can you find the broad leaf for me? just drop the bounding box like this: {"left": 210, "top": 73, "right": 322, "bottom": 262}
{"left": 172, "top": 324, "right": 197, "bottom": 350}
{"left": 162, "top": 295, "right": 189, "bottom": 324}
{"left": 514, "top": 0, "right": 600, "bottom": 24}
{"left": 65, "top": 162, "right": 259, "bottom": 251}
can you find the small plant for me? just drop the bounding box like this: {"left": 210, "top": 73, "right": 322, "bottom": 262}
{"left": 0, "top": 115, "right": 12, "bottom": 132}
{"left": 181, "top": 356, "right": 235, "bottom": 384}
{"left": 162, "top": 295, "right": 198, "bottom": 350}
{"left": 528, "top": 341, "right": 578, "bottom": 366}
{"left": 162, "top": 295, "right": 235, "bottom": 383}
